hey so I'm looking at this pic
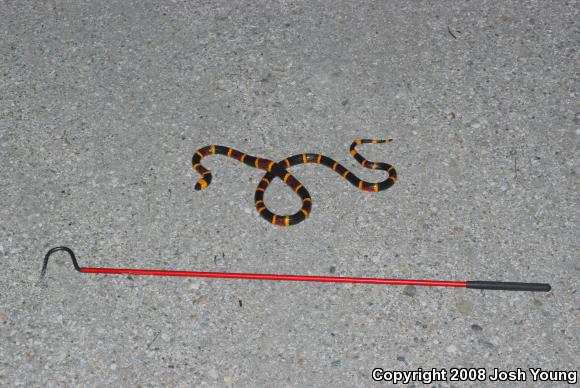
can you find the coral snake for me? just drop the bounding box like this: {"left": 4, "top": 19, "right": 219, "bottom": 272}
{"left": 192, "top": 139, "right": 396, "bottom": 226}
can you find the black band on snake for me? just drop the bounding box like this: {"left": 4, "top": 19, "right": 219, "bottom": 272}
{"left": 192, "top": 139, "right": 397, "bottom": 226}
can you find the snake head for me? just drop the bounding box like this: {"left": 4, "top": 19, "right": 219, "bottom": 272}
{"left": 194, "top": 178, "right": 209, "bottom": 191}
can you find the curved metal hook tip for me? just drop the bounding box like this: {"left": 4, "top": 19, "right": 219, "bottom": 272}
{"left": 41, "top": 246, "right": 81, "bottom": 278}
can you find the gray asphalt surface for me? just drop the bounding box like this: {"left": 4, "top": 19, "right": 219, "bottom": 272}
{"left": 1, "top": 1, "right": 578, "bottom": 387}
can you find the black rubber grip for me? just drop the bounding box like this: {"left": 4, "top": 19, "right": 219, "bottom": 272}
{"left": 467, "top": 281, "right": 551, "bottom": 292}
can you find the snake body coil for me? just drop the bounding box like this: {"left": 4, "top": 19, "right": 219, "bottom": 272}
{"left": 192, "top": 139, "right": 396, "bottom": 226}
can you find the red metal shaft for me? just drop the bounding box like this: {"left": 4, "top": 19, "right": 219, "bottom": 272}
{"left": 80, "top": 267, "right": 467, "bottom": 288}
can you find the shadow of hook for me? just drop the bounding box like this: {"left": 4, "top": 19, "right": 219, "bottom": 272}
{"left": 40, "top": 246, "right": 81, "bottom": 278}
